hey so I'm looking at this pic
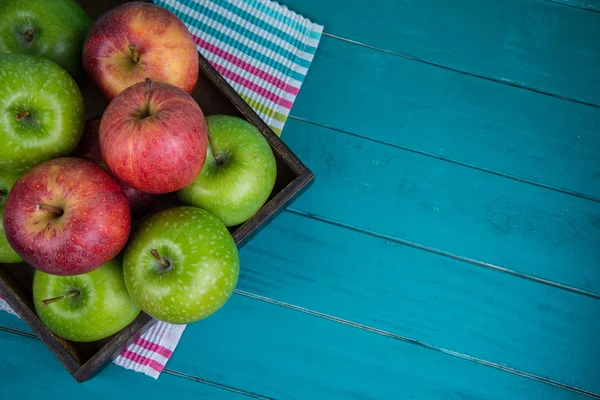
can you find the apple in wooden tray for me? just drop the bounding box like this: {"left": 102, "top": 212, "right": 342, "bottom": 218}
{"left": 179, "top": 115, "right": 277, "bottom": 226}
{"left": 0, "top": 0, "right": 91, "bottom": 79}
{"left": 74, "top": 116, "right": 156, "bottom": 213}
{"left": 33, "top": 257, "right": 140, "bottom": 342}
{"left": 3, "top": 157, "right": 130, "bottom": 275}
{"left": 82, "top": 2, "right": 198, "bottom": 100}
{"left": 123, "top": 206, "right": 239, "bottom": 324}
{"left": 99, "top": 78, "right": 208, "bottom": 194}
{"left": 0, "top": 54, "right": 85, "bottom": 172}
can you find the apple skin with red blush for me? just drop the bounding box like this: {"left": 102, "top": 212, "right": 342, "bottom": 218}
{"left": 99, "top": 79, "right": 208, "bottom": 194}
{"left": 3, "top": 157, "right": 131, "bottom": 276}
{"left": 82, "top": 2, "right": 198, "bottom": 100}
{"left": 74, "top": 116, "right": 155, "bottom": 213}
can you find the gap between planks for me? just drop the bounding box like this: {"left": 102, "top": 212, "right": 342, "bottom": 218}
{"left": 544, "top": 0, "right": 600, "bottom": 13}
{"left": 320, "top": 32, "right": 600, "bottom": 110}
{"left": 287, "top": 115, "right": 600, "bottom": 205}
{"left": 0, "top": 326, "right": 270, "bottom": 400}
{"left": 284, "top": 207, "right": 600, "bottom": 300}
{"left": 232, "top": 290, "right": 600, "bottom": 400}
{"left": 2, "top": 295, "right": 598, "bottom": 399}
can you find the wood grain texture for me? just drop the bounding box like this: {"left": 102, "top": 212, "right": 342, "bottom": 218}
{"left": 237, "top": 211, "right": 600, "bottom": 394}
{"left": 95, "top": 294, "right": 594, "bottom": 399}
{"left": 0, "top": 329, "right": 253, "bottom": 400}
{"left": 4, "top": 295, "right": 589, "bottom": 399}
{"left": 546, "top": 0, "right": 600, "bottom": 12}
{"left": 289, "top": 36, "right": 600, "bottom": 200}
{"left": 280, "top": 0, "right": 600, "bottom": 105}
{"left": 281, "top": 118, "right": 600, "bottom": 295}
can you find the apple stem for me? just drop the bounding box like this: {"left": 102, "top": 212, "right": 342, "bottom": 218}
{"left": 15, "top": 111, "right": 30, "bottom": 120}
{"left": 128, "top": 44, "right": 140, "bottom": 63}
{"left": 40, "top": 290, "right": 80, "bottom": 307}
{"left": 144, "top": 78, "right": 152, "bottom": 118}
{"left": 206, "top": 129, "right": 223, "bottom": 165}
{"left": 37, "top": 203, "right": 63, "bottom": 216}
{"left": 150, "top": 249, "right": 170, "bottom": 268}
{"left": 23, "top": 29, "right": 34, "bottom": 42}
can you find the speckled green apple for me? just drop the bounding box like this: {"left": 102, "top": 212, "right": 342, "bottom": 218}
{"left": 0, "top": 54, "right": 85, "bottom": 172}
{"left": 33, "top": 258, "right": 141, "bottom": 342}
{"left": 178, "top": 115, "right": 277, "bottom": 227}
{"left": 0, "top": 0, "right": 91, "bottom": 79}
{"left": 123, "top": 206, "right": 239, "bottom": 324}
{"left": 0, "top": 169, "right": 22, "bottom": 263}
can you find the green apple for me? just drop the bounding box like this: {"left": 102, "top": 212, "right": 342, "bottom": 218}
{"left": 0, "top": 54, "right": 85, "bottom": 172}
{"left": 0, "top": 0, "right": 91, "bottom": 79}
{"left": 123, "top": 206, "right": 239, "bottom": 324}
{"left": 178, "top": 115, "right": 277, "bottom": 227}
{"left": 0, "top": 169, "right": 22, "bottom": 263}
{"left": 33, "top": 257, "right": 141, "bottom": 342}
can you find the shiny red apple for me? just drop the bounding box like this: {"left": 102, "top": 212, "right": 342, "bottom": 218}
{"left": 99, "top": 79, "right": 208, "bottom": 194}
{"left": 74, "top": 116, "right": 155, "bottom": 213}
{"left": 3, "top": 157, "right": 130, "bottom": 276}
{"left": 82, "top": 2, "right": 198, "bottom": 100}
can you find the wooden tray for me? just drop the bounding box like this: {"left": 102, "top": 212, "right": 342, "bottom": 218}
{"left": 0, "top": 0, "right": 313, "bottom": 383}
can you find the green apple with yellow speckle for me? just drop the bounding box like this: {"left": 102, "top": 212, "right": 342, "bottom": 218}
{"left": 33, "top": 257, "right": 141, "bottom": 342}
{"left": 123, "top": 206, "right": 239, "bottom": 324}
{"left": 178, "top": 115, "right": 277, "bottom": 227}
{"left": 0, "top": 169, "right": 22, "bottom": 263}
{"left": 0, "top": 0, "right": 91, "bottom": 79}
{"left": 0, "top": 54, "right": 85, "bottom": 172}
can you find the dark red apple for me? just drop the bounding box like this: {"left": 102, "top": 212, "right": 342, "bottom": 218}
{"left": 3, "top": 157, "right": 130, "bottom": 276}
{"left": 82, "top": 2, "right": 198, "bottom": 100}
{"left": 74, "top": 116, "right": 155, "bottom": 213}
{"left": 100, "top": 79, "right": 208, "bottom": 194}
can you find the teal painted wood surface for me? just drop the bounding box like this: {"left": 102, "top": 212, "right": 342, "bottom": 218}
{"left": 237, "top": 211, "right": 600, "bottom": 394}
{"left": 0, "top": 328, "right": 251, "bottom": 400}
{"left": 547, "top": 0, "right": 600, "bottom": 12}
{"left": 290, "top": 36, "right": 600, "bottom": 201}
{"left": 0, "top": 303, "right": 592, "bottom": 400}
{"left": 2, "top": 0, "right": 600, "bottom": 398}
{"left": 283, "top": 119, "right": 600, "bottom": 295}
{"left": 281, "top": 0, "right": 600, "bottom": 106}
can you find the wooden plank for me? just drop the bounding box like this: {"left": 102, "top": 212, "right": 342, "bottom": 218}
{"left": 4, "top": 297, "right": 587, "bottom": 399}
{"left": 546, "top": 0, "right": 600, "bottom": 12}
{"left": 0, "top": 329, "right": 254, "bottom": 399}
{"left": 0, "top": 312, "right": 34, "bottom": 333}
{"left": 237, "top": 211, "right": 600, "bottom": 394}
{"left": 110, "top": 294, "right": 591, "bottom": 399}
{"left": 281, "top": 118, "right": 600, "bottom": 295}
{"left": 280, "top": 0, "right": 600, "bottom": 105}
{"left": 289, "top": 36, "right": 600, "bottom": 200}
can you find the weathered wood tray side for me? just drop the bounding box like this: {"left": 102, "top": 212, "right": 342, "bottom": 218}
{"left": 0, "top": 0, "right": 313, "bottom": 382}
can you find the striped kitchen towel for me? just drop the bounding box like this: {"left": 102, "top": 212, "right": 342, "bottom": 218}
{"left": 0, "top": 0, "right": 322, "bottom": 379}
{"left": 154, "top": 0, "right": 323, "bottom": 135}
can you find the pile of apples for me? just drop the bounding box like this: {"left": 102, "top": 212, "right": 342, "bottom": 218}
{"left": 0, "top": 0, "right": 277, "bottom": 342}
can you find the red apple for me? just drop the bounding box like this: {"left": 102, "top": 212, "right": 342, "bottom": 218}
{"left": 3, "top": 157, "right": 130, "bottom": 276}
{"left": 74, "top": 116, "right": 155, "bottom": 213}
{"left": 100, "top": 79, "right": 208, "bottom": 194}
{"left": 82, "top": 2, "right": 198, "bottom": 100}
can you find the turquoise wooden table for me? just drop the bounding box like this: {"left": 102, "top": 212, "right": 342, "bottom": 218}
{"left": 2, "top": 0, "right": 600, "bottom": 398}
